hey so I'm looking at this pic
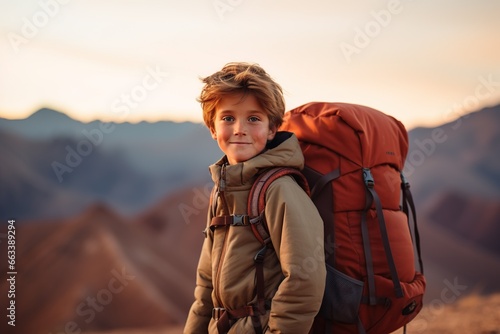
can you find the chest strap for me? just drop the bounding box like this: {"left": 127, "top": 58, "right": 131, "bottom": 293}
{"left": 210, "top": 214, "right": 251, "bottom": 231}
{"left": 210, "top": 214, "right": 270, "bottom": 244}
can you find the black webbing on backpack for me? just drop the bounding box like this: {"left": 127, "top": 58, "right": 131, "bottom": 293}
{"left": 361, "top": 188, "right": 377, "bottom": 306}
{"left": 363, "top": 168, "right": 404, "bottom": 300}
{"left": 303, "top": 167, "right": 340, "bottom": 264}
{"left": 401, "top": 173, "right": 424, "bottom": 274}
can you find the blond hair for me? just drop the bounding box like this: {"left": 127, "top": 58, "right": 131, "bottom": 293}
{"left": 199, "top": 62, "right": 285, "bottom": 131}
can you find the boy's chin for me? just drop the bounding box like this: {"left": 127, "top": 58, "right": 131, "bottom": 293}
{"left": 227, "top": 155, "right": 252, "bottom": 165}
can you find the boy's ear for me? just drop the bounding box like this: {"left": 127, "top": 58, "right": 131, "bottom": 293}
{"left": 267, "top": 126, "right": 277, "bottom": 140}
{"left": 210, "top": 127, "right": 217, "bottom": 140}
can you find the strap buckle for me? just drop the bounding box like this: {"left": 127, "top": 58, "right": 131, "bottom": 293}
{"left": 363, "top": 168, "right": 375, "bottom": 188}
{"left": 212, "top": 307, "right": 226, "bottom": 321}
{"left": 400, "top": 172, "right": 410, "bottom": 189}
{"left": 232, "top": 214, "right": 249, "bottom": 226}
{"left": 254, "top": 245, "right": 268, "bottom": 263}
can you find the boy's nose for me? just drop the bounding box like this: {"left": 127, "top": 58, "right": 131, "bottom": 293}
{"left": 233, "top": 120, "right": 247, "bottom": 135}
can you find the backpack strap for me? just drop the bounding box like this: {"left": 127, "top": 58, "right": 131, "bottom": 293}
{"left": 362, "top": 168, "right": 404, "bottom": 302}
{"left": 246, "top": 167, "right": 309, "bottom": 324}
{"left": 247, "top": 167, "right": 310, "bottom": 245}
{"left": 248, "top": 167, "right": 310, "bottom": 217}
{"left": 303, "top": 167, "right": 340, "bottom": 265}
{"left": 401, "top": 173, "right": 424, "bottom": 274}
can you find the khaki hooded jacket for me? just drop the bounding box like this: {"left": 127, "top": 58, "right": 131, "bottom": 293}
{"left": 184, "top": 132, "right": 326, "bottom": 334}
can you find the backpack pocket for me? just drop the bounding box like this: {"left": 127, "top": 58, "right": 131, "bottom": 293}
{"left": 319, "top": 263, "right": 364, "bottom": 324}
{"left": 359, "top": 271, "right": 426, "bottom": 333}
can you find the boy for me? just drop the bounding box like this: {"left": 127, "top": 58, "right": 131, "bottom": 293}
{"left": 184, "top": 62, "right": 326, "bottom": 333}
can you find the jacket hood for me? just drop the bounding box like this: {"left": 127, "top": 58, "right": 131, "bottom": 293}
{"left": 209, "top": 131, "right": 304, "bottom": 188}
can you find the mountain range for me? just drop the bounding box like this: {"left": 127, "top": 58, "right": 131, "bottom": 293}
{"left": 0, "top": 104, "right": 499, "bottom": 333}
{"left": 0, "top": 108, "right": 221, "bottom": 220}
{"left": 406, "top": 105, "right": 500, "bottom": 257}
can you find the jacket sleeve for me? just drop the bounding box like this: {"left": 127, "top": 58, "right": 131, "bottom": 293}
{"left": 183, "top": 220, "right": 214, "bottom": 333}
{"left": 264, "top": 176, "right": 326, "bottom": 333}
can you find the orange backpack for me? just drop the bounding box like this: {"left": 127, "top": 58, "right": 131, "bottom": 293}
{"left": 249, "top": 102, "right": 426, "bottom": 334}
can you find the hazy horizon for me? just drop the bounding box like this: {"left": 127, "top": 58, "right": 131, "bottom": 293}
{"left": 2, "top": 101, "right": 500, "bottom": 132}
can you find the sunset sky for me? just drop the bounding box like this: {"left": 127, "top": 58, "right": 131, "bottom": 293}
{"left": 1, "top": 0, "right": 499, "bottom": 129}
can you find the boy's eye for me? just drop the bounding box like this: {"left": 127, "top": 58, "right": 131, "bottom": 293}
{"left": 221, "top": 115, "right": 234, "bottom": 122}
{"left": 248, "top": 116, "right": 261, "bottom": 122}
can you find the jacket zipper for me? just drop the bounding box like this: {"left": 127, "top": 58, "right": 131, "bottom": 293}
{"left": 214, "top": 164, "right": 229, "bottom": 308}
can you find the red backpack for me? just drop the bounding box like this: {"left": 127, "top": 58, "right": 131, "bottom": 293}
{"left": 248, "top": 102, "right": 426, "bottom": 334}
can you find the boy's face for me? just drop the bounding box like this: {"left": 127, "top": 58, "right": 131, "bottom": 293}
{"left": 211, "top": 93, "right": 276, "bottom": 165}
